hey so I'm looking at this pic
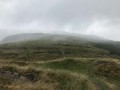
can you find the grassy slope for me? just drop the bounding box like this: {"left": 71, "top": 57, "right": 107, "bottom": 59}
{"left": 25, "top": 57, "right": 119, "bottom": 90}
{"left": 0, "top": 39, "right": 113, "bottom": 61}
{"left": 0, "top": 37, "right": 120, "bottom": 90}
{"left": 0, "top": 58, "right": 120, "bottom": 90}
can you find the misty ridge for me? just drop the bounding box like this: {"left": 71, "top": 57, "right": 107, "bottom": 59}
{"left": 1, "top": 32, "right": 109, "bottom": 44}
{"left": 0, "top": 32, "right": 120, "bottom": 60}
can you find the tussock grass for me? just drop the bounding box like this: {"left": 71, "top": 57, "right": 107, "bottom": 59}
{"left": 0, "top": 65, "right": 87, "bottom": 90}
{"left": 0, "top": 58, "right": 120, "bottom": 90}
{"left": 0, "top": 36, "right": 120, "bottom": 90}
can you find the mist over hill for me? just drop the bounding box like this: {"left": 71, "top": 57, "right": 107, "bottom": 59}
{"left": 0, "top": 33, "right": 120, "bottom": 90}
{"left": 1, "top": 0, "right": 120, "bottom": 89}
{"left": 0, "top": 33, "right": 120, "bottom": 58}
{"left": 1, "top": 33, "right": 109, "bottom": 44}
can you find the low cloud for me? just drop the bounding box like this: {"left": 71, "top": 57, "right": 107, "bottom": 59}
{"left": 0, "top": 0, "right": 120, "bottom": 40}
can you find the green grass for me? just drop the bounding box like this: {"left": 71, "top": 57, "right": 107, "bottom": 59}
{"left": 0, "top": 40, "right": 111, "bottom": 61}
{"left": 40, "top": 58, "right": 94, "bottom": 74}
{"left": 37, "top": 58, "right": 120, "bottom": 90}
{"left": 0, "top": 65, "right": 84, "bottom": 90}
{"left": 0, "top": 58, "right": 120, "bottom": 90}
{"left": 0, "top": 38, "right": 120, "bottom": 90}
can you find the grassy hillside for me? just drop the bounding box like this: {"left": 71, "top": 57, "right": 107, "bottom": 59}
{"left": 94, "top": 42, "right": 120, "bottom": 56}
{"left": 0, "top": 38, "right": 120, "bottom": 61}
{"left": 0, "top": 39, "right": 111, "bottom": 61}
{"left": 0, "top": 58, "right": 120, "bottom": 90}
{"left": 0, "top": 34, "right": 120, "bottom": 90}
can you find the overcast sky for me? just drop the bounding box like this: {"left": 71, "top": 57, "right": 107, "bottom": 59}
{"left": 0, "top": 0, "right": 120, "bottom": 41}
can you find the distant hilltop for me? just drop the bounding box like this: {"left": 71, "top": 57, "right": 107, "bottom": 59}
{"left": 1, "top": 33, "right": 108, "bottom": 44}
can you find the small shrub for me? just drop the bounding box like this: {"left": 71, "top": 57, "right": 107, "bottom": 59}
{"left": 0, "top": 66, "right": 18, "bottom": 74}
{"left": 23, "top": 68, "right": 40, "bottom": 82}
{"left": 94, "top": 61, "right": 120, "bottom": 78}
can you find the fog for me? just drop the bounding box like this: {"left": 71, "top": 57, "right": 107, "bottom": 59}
{"left": 0, "top": 0, "right": 120, "bottom": 41}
